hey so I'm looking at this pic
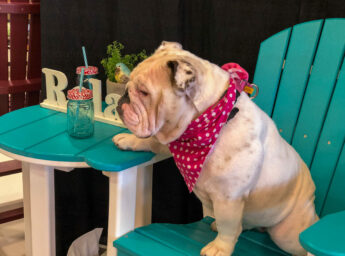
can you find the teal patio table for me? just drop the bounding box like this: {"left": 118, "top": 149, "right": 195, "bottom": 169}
{"left": 0, "top": 105, "right": 168, "bottom": 256}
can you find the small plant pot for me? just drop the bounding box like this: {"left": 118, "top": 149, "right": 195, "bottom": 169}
{"left": 106, "top": 79, "right": 126, "bottom": 96}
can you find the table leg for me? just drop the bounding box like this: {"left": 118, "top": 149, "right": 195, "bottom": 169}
{"left": 22, "top": 162, "right": 32, "bottom": 256}
{"left": 103, "top": 167, "right": 138, "bottom": 256}
{"left": 22, "top": 162, "right": 55, "bottom": 256}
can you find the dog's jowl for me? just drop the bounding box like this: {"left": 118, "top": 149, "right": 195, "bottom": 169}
{"left": 113, "top": 41, "right": 318, "bottom": 256}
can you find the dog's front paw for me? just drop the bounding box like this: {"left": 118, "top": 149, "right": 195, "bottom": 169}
{"left": 201, "top": 238, "right": 233, "bottom": 256}
{"left": 113, "top": 133, "right": 138, "bottom": 151}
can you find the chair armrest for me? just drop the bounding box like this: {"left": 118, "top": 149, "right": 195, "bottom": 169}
{"left": 299, "top": 210, "right": 345, "bottom": 256}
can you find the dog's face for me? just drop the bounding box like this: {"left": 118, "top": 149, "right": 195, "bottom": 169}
{"left": 116, "top": 41, "right": 228, "bottom": 144}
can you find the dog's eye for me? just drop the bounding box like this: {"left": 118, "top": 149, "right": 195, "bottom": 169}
{"left": 139, "top": 90, "right": 149, "bottom": 96}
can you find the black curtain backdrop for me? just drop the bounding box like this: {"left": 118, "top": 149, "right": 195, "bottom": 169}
{"left": 41, "top": 0, "right": 345, "bottom": 255}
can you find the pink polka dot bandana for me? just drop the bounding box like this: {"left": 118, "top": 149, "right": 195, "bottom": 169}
{"left": 168, "top": 63, "right": 249, "bottom": 192}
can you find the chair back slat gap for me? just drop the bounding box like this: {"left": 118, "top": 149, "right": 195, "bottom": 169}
{"left": 321, "top": 140, "right": 345, "bottom": 216}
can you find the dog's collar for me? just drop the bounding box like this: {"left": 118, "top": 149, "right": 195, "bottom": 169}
{"left": 189, "top": 63, "right": 253, "bottom": 120}
{"left": 168, "top": 63, "right": 250, "bottom": 192}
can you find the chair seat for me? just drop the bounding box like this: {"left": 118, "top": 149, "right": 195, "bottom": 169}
{"left": 114, "top": 217, "right": 289, "bottom": 256}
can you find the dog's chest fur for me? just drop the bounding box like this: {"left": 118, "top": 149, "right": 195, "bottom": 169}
{"left": 192, "top": 93, "right": 302, "bottom": 228}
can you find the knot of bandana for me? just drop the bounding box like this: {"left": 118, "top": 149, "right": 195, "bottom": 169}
{"left": 168, "top": 63, "right": 249, "bottom": 192}
{"left": 221, "top": 63, "right": 250, "bottom": 93}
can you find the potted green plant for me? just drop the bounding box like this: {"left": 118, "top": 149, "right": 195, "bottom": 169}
{"left": 101, "top": 41, "right": 147, "bottom": 95}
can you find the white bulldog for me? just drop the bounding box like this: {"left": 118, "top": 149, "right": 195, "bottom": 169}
{"left": 113, "top": 41, "right": 318, "bottom": 256}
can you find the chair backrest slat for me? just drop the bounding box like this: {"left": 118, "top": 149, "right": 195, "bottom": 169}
{"left": 9, "top": 0, "right": 28, "bottom": 81}
{"left": 0, "top": 0, "right": 41, "bottom": 113}
{"left": 272, "top": 20, "right": 323, "bottom": 143}
{"left": 253, "top": 18, "right": 345, "bottom": 216}
{"left": 0, "top": 0, "right": 8, "bottom": 81}
{"left": 9, "top": 0, "right": 29, "bottom": 111}
{"left": 311, "top": 57, "right": 345, "bottom": 215}
{"left": 322, "top": 143, "right": 345, "bottom": 216}
{"left": 253, "top": 28, "right": 291, "bottom": 116}
{"left": 0, "top": 95, "right": 9, "bottom": 115}
{"left": 27, "top": 0, "right": 40, "bottom": 79}
{"left": 0, "top": 0, "right": 9, "bottom": 115}
{"left": 26, "top": 0, "right": 41, "bottom": 106}
{"left": 291, "top": 19, "right": 345, "bottom": 167}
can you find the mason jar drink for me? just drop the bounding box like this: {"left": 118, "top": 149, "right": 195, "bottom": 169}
{"left": 67, "top": 87, "right": 94, "bottom": 138}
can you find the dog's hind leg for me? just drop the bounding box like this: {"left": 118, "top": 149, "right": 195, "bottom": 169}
{"left": 202, "top": 203, "right": 214, "bottom": 218}
{"left": 267, "top": 199, "right": 318, "bottom": 256}
{"left": 210, "top": 221, "right": 217, "bottom": 232}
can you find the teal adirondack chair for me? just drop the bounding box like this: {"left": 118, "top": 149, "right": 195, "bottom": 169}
{"left": 114, "top": 18, "right": 345, "bottom": 256}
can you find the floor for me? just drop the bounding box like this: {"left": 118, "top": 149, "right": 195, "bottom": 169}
{"left": 0, "top": 219, "right": 25, "bottom": 256}
{"left": 0, "top": 151, "right": 23, "bottom": 214}
{"left": 0, "top": 151, "right": 25, "bottom": 256}
{"left": 0, "top": 173, "right": 23, "bottom": 213}
{"left": 0, "top": 219, "right": 108, "bottom": 256}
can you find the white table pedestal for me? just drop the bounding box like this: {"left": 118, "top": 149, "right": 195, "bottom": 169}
{"left": 1, "top": 148, "right": 168, "bottom": 256}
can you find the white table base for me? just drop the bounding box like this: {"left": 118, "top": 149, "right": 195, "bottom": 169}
{"left": 22, "top": 162, "right": 55, "bottom": 256}
{"left": 0, "top": 148, "right": 168, "bottom": 256}
{"left": 104, "top": 164, "right": 153, "bottom": 256}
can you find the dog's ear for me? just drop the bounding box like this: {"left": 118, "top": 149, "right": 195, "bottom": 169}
{"left": 167, "top": 60, "right": 197, "bottom": 98}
